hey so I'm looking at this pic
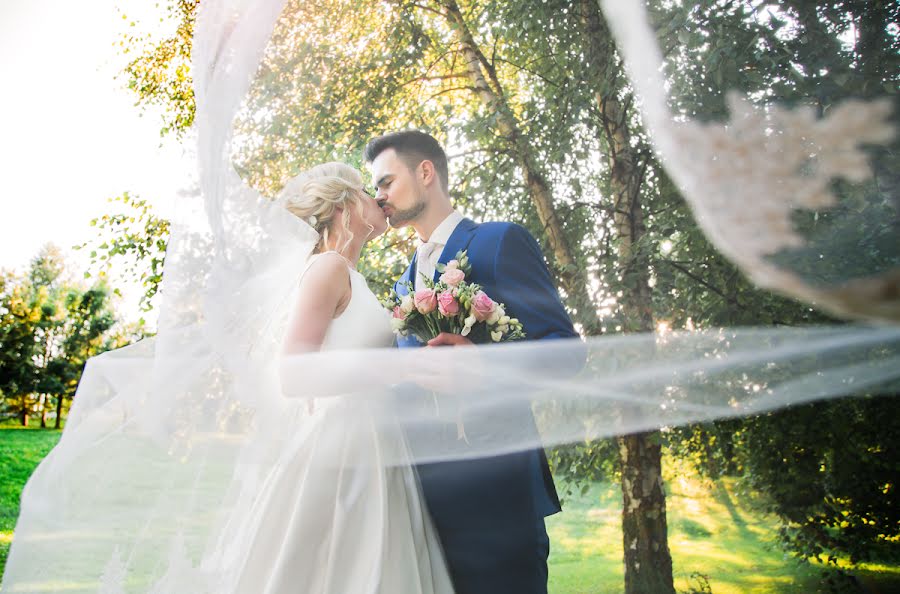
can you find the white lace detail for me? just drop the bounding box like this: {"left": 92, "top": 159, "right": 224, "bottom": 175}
{"left": 98, "top": 549, "right": 127, "bottom": 594}
{"left": 600, "top": 0, "right": 898, "bottom": 320}
{"left": 674, "top": 93, "right": 895, "bottom": 262}
{"left": 147, "top": 533, "right": 206, "bottom": 594}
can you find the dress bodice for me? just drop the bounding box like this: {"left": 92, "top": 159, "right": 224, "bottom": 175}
{"left": 304, "top": 253, "right": 394, "bottom": 351}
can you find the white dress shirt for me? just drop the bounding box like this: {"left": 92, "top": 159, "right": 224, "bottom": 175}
{"left": 414, "top": 210, "right": 464, "bottom": 291}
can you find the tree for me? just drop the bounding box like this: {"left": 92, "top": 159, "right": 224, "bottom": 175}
{"left": 641, "top": 1, "right": 900, "bottom": 585}
{"left": 28, "top": 245, "right": 69, "bottom": 427}
{"left": 42, "top": 285, "right": 118, "bottom": 429}
{"left": 0, "top": 271, "right": 43, "bottom": 426}
{"left": 0, "top": 247, "right": 121, "bottom": 428}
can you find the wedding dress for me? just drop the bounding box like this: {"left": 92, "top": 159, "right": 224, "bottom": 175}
{"left": 203, "top": 253, "right": 454, "bottom": 594}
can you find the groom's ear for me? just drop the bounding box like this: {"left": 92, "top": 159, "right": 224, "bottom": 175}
{"left": 419, "top": 159, "right": 437, "bottom": 187}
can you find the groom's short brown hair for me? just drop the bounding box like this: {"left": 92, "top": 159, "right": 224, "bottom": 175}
{"left": 364, "top": 130, "right": 449, "bottom": 193}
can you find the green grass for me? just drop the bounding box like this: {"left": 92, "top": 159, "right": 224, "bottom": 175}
{"left": 1, "top": 427, "right": 898, "bottom": 593}
{"left": 0, "top": 425, "right": 62, "bottom": 572}
{"left": 547, "top": 458, "right": 900, "bottom": 593}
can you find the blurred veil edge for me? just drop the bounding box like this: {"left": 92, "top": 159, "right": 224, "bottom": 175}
{"left": 600, "top": 0, "right": 900, "bottom": 322}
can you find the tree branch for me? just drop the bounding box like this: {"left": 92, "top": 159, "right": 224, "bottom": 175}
{"left": 662, "top": 260, "right": 738, "bottom": 306}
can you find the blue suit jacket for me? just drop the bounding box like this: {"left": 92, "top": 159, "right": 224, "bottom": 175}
{"left": 394, "top": 218, "right": 578, "bottom": 521}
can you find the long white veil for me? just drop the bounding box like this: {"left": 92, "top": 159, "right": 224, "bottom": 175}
{"left": 2, "top": 1, "right": 898, "bottom": 592}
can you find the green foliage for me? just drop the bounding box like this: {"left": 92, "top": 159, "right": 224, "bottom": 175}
{"left": 0, "top": 272, "right": 44, "bottom": 424}
{"left": 0, "top": 247, "right": 123, "bottom": 428}
{"left": 78, "top": 192, "right": 170, "bottom": 313}
{"left": 679, "top": 573, "right": 713, "bottom": 594}
{"left": 668, "top": 395, "right": 900, "bottom": 588}
{"left": 548, "top": 439, "right": 620, "bottom": 501}
{"left": 118, "top": 0, "right": 198, "bottom": 138}
{"left": 647, "top": 0, "right": 900, "bottom": 293}
{"left": 642, "top": 3, "right": 900, "bottom": 585}
{"left": 738, "top": 397, "right": 900, "bottom": 566}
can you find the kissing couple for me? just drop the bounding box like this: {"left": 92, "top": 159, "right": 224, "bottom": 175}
{"left": 259, "top": 129, "right": 579, "bottom": 594}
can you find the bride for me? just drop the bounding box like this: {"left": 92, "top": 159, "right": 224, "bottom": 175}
{"left": 211, "top": 161, "right": 454, "bottom": 594}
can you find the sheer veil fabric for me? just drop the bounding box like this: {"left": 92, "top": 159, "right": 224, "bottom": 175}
{"left": 600, "top": 0, "right": 899, "bottom": 321}
{"left": 2, "top": 1, "right": 899, "bottom": 592}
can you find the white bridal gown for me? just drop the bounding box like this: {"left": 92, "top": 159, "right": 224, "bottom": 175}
{"left": 212, "top": 254, "right": 455, "bottom": 594}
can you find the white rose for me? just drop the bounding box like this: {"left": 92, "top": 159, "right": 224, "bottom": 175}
{"left": 487, "top": 305, "right": 505, "bottom": 325}
{"left": 400, "top": 294, "right": 415, "bottom": 314}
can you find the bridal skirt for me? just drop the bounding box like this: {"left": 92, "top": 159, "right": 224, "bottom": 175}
{"left": 208, "top": 396, "right": 455, "bottom": 594}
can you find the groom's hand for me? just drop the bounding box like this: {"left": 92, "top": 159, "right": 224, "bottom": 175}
{"left": 427, "top": 332, "right": 474, "bottom": 347}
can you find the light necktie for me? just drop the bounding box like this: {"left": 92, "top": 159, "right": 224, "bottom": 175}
{"left": 415, "top": 241, "right": 440, "bottom": 291}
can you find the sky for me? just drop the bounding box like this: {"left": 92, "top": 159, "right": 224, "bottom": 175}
{"left": 0, "top": 0, "right": 193, "bottom": 276}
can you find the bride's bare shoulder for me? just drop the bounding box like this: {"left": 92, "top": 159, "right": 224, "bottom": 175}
{"left": 300, "top": 252, "right": 352, "bottom": 292}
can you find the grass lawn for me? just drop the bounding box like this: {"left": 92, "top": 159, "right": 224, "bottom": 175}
{"left": 1, "top": 426, "right": 898, "bottom": 593}
{"left": 0, "top": 425, "right": 62, "bottom": 573}
{"left": 546, "top": 458, "right": 900, "bottom": 593}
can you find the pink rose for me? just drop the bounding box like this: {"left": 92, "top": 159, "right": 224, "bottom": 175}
{"left": 392, "top": 306, "right": 406, "bottom": 320}
{"left": 414, "top": 289, "right": 437, "bottom": 314}
{"left": 471, "top": 291, "right": 496, "bottom": 322}
{"left": 440, "top": 267, "right": 466, "bottom": 287}
{"left": 437, "top": 291, "right": 460, "bottom": 317}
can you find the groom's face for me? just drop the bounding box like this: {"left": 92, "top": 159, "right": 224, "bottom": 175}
{"left": 371, "top": 148, "right": 426, "bottom": 228}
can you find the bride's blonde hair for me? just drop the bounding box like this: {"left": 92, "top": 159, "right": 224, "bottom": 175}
{"left": 278, "top": 162, "right": 373, "bottom": 253}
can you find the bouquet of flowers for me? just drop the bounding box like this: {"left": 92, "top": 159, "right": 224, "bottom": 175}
{"left": 383, "top": 250, "right": 525, "bottom": 344}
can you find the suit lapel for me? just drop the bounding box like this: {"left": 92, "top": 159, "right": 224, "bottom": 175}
{"left": 433, "top": 218, "right": 478, "bottom": 283}
{"left": 397, "top": 218, "right": 478, "bottom": 292}
{"left": 397, "top": 251, "right": 418, "bottom": 297}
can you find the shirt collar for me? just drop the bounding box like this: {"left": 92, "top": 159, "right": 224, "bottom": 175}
{"left": 419, "top": 210, "right": 464, "bottom": 246}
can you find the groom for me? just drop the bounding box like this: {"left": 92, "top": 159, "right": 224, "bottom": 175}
{"left": 365, "top": 130, "right": 578, "bottom": 594}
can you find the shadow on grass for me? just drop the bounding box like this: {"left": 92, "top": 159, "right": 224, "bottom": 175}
{"left": 547, "top": 468, "right": 900, "bottom": 594}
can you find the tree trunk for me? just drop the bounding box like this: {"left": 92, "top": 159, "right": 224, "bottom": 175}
{"left": 619, "top": 433, "right": 674, "bottom": 594}
{"left": 438, "top": 0, "right": 602, "bottom": 335}
{"left": 39, "top": 393, "right": 48, "bottom": 428}
{"left": 55, "top": 392, "right": 65, "bottom": 430}
{"left": 856, "top": 0, "right": 891, "bottom": 93}
{"left": 579, "top": 2, "right": 675, "bottom": 592}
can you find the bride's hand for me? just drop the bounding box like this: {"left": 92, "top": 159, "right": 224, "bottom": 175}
{"left": 412, "top": 334, "right": 484, "bottom": 395}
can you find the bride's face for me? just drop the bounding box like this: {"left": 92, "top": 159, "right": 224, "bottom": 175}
{"left": 351, "top": 189, "right": 388, "bottom": 241}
